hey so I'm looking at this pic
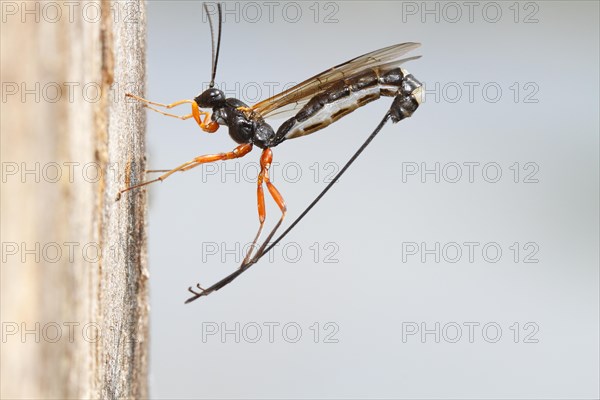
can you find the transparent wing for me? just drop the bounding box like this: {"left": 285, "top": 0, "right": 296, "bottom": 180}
{"left": 250, "top": 42, "right": 421, "bottom": 118}
{"left": 256, "top": 98, "right": 312, "bottom": 120}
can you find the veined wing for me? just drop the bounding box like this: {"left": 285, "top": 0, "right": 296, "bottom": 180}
{"left": 250, "top": 42, "right": 421, "bottom": 118}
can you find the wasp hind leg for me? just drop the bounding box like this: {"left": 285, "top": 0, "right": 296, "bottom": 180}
{"left": 185, "top": 148, "right": 287, "bottom": 303}
{"left": 242, "top": 148, "right": 287, "bottom": 265}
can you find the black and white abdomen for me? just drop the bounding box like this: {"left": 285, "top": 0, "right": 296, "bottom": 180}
{"left": 272, "top": 66, "right": 422, "bottom": 145}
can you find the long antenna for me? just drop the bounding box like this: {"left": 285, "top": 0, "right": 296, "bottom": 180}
{"left": 203, "top": 3, "right": 222, "bottom": 88}
{"left": 185, "top": 111, "right": 393, "bottom": 303}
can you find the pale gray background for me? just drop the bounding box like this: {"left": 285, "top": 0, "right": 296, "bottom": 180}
{"left": 143, "top": 1, "right": 599, "bottom": 398}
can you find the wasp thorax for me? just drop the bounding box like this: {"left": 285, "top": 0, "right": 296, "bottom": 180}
{"left": 194, "top": 88, "right": 226, "bottom": 108}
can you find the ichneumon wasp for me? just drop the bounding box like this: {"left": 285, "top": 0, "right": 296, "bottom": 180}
{"left": 118, "top": 3, "right": 423, "bottom": 303}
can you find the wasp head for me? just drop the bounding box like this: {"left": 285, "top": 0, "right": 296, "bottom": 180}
{"left": 194, "top": 88, "right": 226, "bottom": 109}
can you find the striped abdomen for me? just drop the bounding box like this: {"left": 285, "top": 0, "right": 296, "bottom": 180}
{"left": 272, "top": 66, "right": 422, "bottom": 145}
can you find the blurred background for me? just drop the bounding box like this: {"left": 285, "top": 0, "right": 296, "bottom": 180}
{"left": 2, "top": 1, "right": 599, "bottom": 399}
{"left": 144, "top": 1, "right": 598, "bottom": 398}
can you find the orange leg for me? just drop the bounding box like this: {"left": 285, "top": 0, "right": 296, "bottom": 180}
{"left": 242, "top": 148, "right": 287, "bottom": 265}
{"left": 117, "top": 143, "right": 253, "bottom": 200}
{"left": 125, "top": 93, "right": 219, "bottom": 133}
